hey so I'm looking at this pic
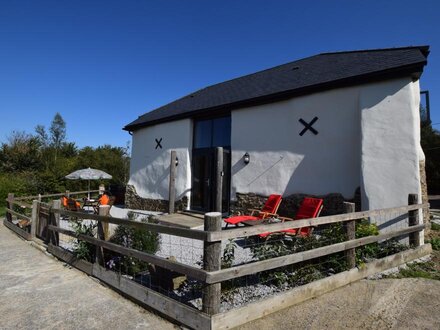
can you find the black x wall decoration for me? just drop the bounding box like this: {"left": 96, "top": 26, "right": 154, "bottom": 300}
{"left": 299, "top": 117, "right": 319, "bottom": 136}
{"left": 155, "top": 138, "right": 163, "bottom": 149}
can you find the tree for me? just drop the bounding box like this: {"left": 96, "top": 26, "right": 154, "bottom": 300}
{"left": 76, "top": 145, "right": 129, "bottom": 186}
{"left": 49, "top": 112, "right": 66, "bottom": 162}
{"left": 0, "top": 112, "right": 130, "bottom": 197}
{"left": 421, "top": 122, "right": 440, "bottom": 194}
{"left": 0, "top": 131, "right": 41, "bottom": 172}
{"left": 35, "top": 124, "right": 49, "bottom": 147}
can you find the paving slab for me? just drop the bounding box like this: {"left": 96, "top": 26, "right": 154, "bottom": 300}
{"left": 0, "top": 221, "right": 176, "bottom": 330}
{"left": 156, "top": 211, "right": 204, "bottom": 229}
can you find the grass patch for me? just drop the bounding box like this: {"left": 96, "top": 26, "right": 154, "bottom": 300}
{"left": 428, "top": 237, "right": 440, "bottom": 251}
{"left": 0, "top": 205, "right": 5, "bottom": 218}
{"left": 431, "top": 222, "right": 440, "bottom": 231}
{"left": 389, "top": 261, "right": 440, "bottom": 281}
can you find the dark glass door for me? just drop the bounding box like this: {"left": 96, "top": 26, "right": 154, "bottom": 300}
{"left": 191, "top": 148, "right": 212, "bottom": 211}
{"left": 191, "top": 116, "right": 231, "bottom": 213}
{"left": 191, "top": 148, "right": 230, "bottom": 212}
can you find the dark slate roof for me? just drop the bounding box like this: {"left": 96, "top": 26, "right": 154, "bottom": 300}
{"left": 124, "top": 46, "right": 429, "bottom": 131}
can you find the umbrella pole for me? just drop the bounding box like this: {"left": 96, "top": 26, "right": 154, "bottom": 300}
{"left": 88, "top": 180, "right": 90, "bottom": 199}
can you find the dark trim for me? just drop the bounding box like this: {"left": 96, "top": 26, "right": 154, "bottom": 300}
{"left": 123, "top": 62, "right": 426, "bottom": 132}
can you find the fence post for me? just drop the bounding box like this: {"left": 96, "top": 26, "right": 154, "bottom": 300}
{"left": 6, "top": 193, "right": 14, "bottom": 222}
{"left": 344, "top": 202, "right": 356, "bottom": 269}
{"left": 30, "top": 200, "right": 39, "bottom": 240}
{"left": 408, "top": 193, "right": 420, "bottom": 247}
{"left": 168, "top": 150, "right": 177, "bottom": 214}
{"left": 95, "top": 206, "right": 108, "bottom": 266}
{"left": 47, "top": 200, "right": 60, "bottom": 246}
{"left": 65, "top": 190, "right": 70, "bottom": 198}
{"left": 202, "top": 212, "right": 222, "bottom": 315}
{"left": 215, "top": 147, "right": 223, "bottom": 213}
{"left": 99, "top": 205, "right": 111, "bottom": 240}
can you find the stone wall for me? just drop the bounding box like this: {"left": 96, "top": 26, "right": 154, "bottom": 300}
{"left": 125, "top": 185, "right": 188, "bottom": 213}
{"left": 230, "top": 192, "right": 348, "bottom": 218}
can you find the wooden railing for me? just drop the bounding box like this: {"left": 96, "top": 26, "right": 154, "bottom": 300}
{"left": 2, "top": 192, "right": 430, "bottom": 330}
{"left": 3, "top": 190, "right": 99, "bottom": 240}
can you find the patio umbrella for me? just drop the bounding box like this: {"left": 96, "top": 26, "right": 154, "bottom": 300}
{"left": 65, "top": 167, "right": 112, "bottom": 199}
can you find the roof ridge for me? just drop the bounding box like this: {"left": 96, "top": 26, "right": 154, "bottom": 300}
{"left": 320, "top": 45, "right": 430, "bottom": 56}
{"left": 188, "top": 54, "right": 320, "bottom": 95}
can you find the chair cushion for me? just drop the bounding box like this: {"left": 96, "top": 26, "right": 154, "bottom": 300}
{"left": 261, "top": 194, "right": 282, "bottom": 213}
{"left": 224, "top": 215, "right": 259, "bottom": 225}
{"left": 295, "top": 197, "right": 323, "bottom": 219}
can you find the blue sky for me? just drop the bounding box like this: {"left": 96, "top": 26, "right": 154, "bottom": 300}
{"left": 1, "top": 0, "right": 439, "bottom": 149}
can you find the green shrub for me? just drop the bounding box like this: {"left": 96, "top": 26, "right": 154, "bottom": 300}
{"left": 234, "top": 218, "right": 407, "bottom": 290}
{"left": 107, "top": 212, "right": 160, "bottom": 275}
{"left": 376, "top": 239, "right": 408, "bottom": 257}
{"left": 431, "top": 222, "right": 440, "bottom": 231}
{"left": 355, "top": 219, "right": 379, "bottom": 238}
{"left": 355, "top": 219, "right": 380, "bottom": 264}
{"left": 288, "top": 265, "right": 325, "bottom": 286}
{"left": 0, "top": 173, "right": 35, "bottom": 208}
{"left": 429, "top": 237, "right": 440, "bottom": 251}
{"left": 221, "top": 239, "right": 237, "bottom": 269}
{"left": 71, "top": 221, "right": 97, "bottom": 262}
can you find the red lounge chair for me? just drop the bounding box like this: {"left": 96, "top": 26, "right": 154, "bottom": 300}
{"left": 224, "top": 194, "right": 282, "bottom": 228}
{"left": 259, "top": 197, "right": 323, "bottom": 238}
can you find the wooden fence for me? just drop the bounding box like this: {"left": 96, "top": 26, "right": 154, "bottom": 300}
{"left": 3, "top": 190, "right": 98, "bottom": 241}
{"left": 3, "top": 192, "right": 431, "bottom": 330}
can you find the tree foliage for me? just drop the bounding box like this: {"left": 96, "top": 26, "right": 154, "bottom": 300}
{"left": 0, "top": 131, "right": 41, "bottom": 172}
{"left": 49, "top": 112, "right": 66, "bottom": 149}
{"left": 0, "top": 113, "right": 130, "bottom": 206}
{"left": 421, "top": 121, "right": 440, "bottom": 193}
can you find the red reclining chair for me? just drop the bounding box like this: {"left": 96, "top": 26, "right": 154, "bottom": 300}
{"left": 259, "top": 197, "right": 323, "bottom": 238}
{"left": 224, "top": 194, "right": 282, "bottom": 228}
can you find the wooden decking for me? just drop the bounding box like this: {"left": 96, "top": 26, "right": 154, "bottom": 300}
{"left": 155, "top": 211, "right": 205, "bottom": 229}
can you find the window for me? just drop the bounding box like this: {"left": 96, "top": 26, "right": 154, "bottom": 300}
{"left": 194, "top": 116, "right": 231, "bottom": 149}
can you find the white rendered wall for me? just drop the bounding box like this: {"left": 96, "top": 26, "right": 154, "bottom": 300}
{"left": 128, "top": 119, "right": 192, "bottom": 203}
{"left": 360, "top": 78, "right": 421, "bottom": 209}
{"left": 128, "top": 77, "right": 423, "bottom": 229}
{"left": 360, "top": 78, "right": 423, "bottom": 233}
{"left": 230, "top": 86, "right": 362, "bottom": 199}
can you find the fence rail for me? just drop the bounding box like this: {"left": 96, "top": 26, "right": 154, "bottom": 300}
{"left": 12, "top": 189, "right": 100, "bottom": 201}
{"left": 2, "top": 191, "right": 431, "bottom": 330}
{"left": 210, "top": 203, "right": 429, "bottom": 241}
{"left": 55, "top": 209, "right": 208, "bottom": 240}
{"left": 47, "top": 224, "right": 208, "bottom": 281}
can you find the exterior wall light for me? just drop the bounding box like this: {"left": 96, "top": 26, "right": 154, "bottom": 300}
{"left": 243, "top": 152, "right": 250, "bottom": 165}
{"left": 175, "top": 157, "right": 179, "bottom": 167}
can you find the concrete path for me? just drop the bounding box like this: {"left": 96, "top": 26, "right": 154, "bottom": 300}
{"left": 238, "top": 277, "right": 440, "bottom": 330}
{"left": 0, "top": 221, "right": 176, "bottom": 330}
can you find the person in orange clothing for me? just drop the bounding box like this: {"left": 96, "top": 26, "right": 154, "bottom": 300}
{"left": 98, "top": 192, "right": 110, "bottom": 205}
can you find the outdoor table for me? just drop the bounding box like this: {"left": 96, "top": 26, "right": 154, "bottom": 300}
{"left": 82, "top": 199, "right": 99, "bottom": 212}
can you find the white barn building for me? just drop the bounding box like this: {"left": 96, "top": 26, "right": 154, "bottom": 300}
{"left": 124, "top": 46, "right": 429, "bottom": 223}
